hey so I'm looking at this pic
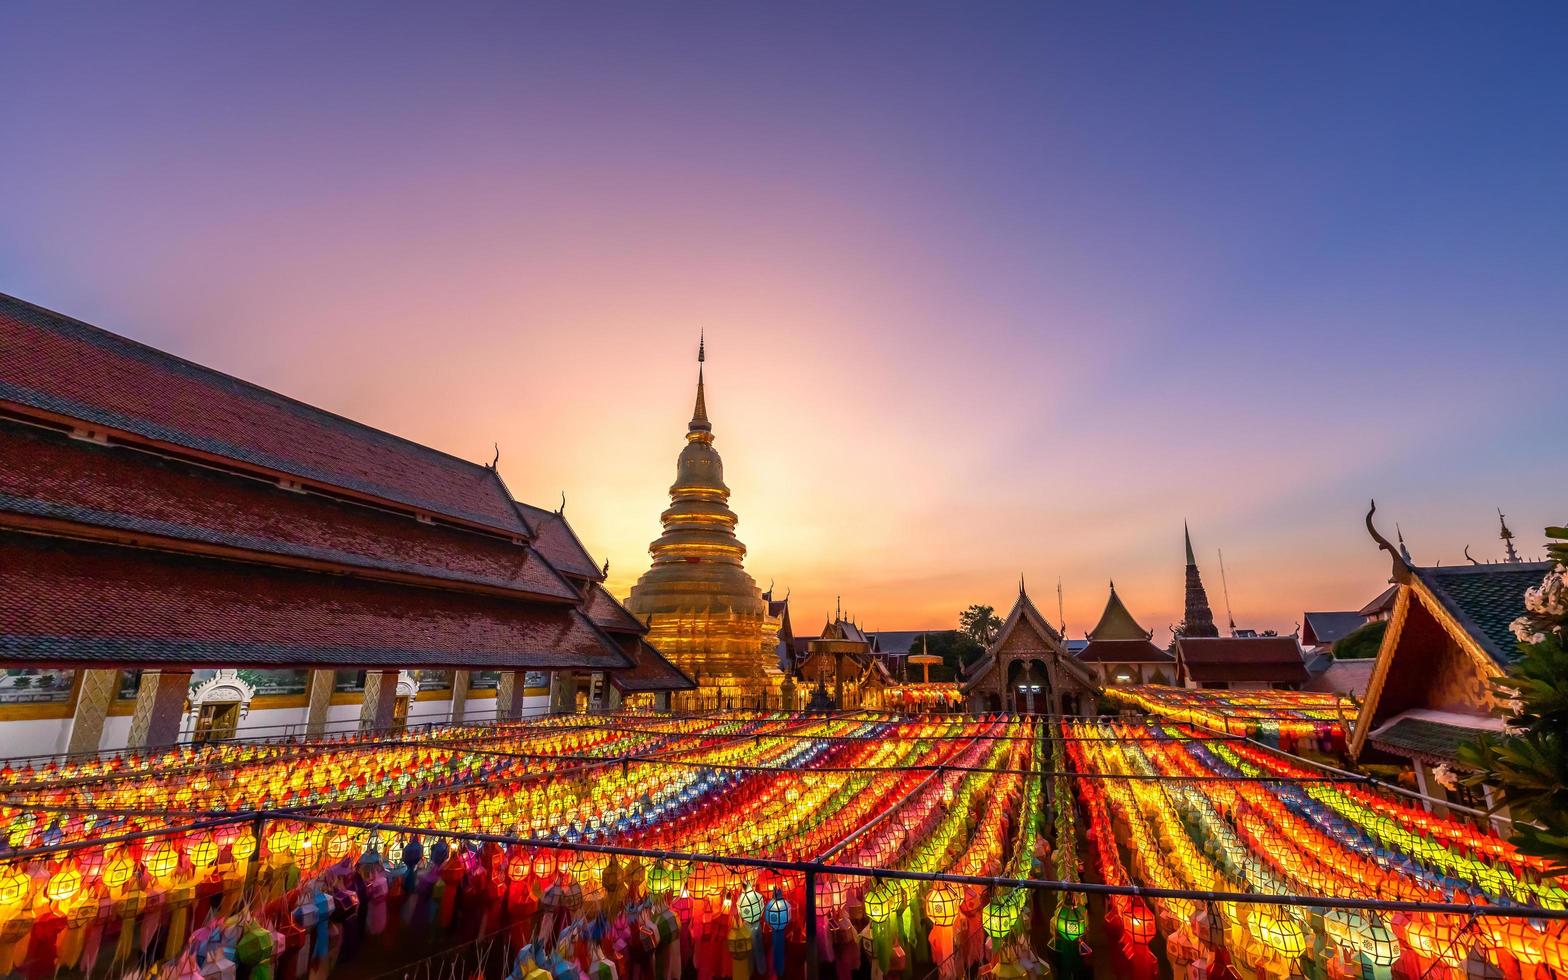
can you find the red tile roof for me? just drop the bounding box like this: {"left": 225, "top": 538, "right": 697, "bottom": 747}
{"left": 0, "top": 532, "right": 631, "bottom": 671}
{"left": 0, "top": 420, "right": 579, "bottom": 601}
{"left": 516, "top": 502, "right": 603, "bottom": 581}
{"left": 585, "top": 584, "right": 646, "bottom": 633}
{"left": 1076, "top": 638, "right": 1173, "bottom": 664}
{"left": 1175, "top": 636, "right": 1309, "bottom": 685}
{"left": 0, "top": 294, "right": 526, "bottom": 535}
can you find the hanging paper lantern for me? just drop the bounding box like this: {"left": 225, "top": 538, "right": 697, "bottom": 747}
{"left": 1355, "top": 916, "right": 1400, "bottom": 967}
{"left": 816, "top": 875, "right": 846, "bottom": 914}
{"left": 982, "top": 899, "right": 1017, "bottom": 940}
{"left": 0, "top": 867, "right": 28, "bottom": 910}
{"left": 1054, "top": 903, "right": 1088, "bottom": 942}
{"left": 144, "top": 841, "right": 179, "bottom": 879}
{"left": 532, "top": 849, "right": 556, "bottom": 879}
{"left": 1250, "top": 908, "right": 1307, "bottom": 960}
{"left": 231, "top": 832, "right": 257, "bottom": 862}
{"left": 45, "top": 865, "right": 82, "bottom": 905}
{"left": 326, "top": 831, "right": 352, "bottom": 861}
{"left": 864, "top": 883, "right": 895, "bottom": 923}
{"left": 736, "top": 886, "right": 764, "bottom": 926}
{"left": 648, "top": 862, "right": 671, "bottom": 896}
{"left": 1124, "top": 900, "right": 1156, "bottom": 945}
{"left": 764, "top": 888, "right": 791, "bottom": 929}
{"left": 925, "top": 883, "right": 959, "bottom": 927}
{"left": 188, "top": 833, "right": 219, "bottom": 869}
{"left": 103, "top": 849, "right": 136, "bottom": 889}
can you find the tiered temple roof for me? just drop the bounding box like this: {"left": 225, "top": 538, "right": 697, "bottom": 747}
{"left": 0, "top": 292, "right": 638, "bottom": 679}
{"left": 1077, "top": 584, "right": 1171, "bottom": 665}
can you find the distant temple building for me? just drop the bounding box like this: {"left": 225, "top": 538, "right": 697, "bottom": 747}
{"left": 623, "top": 339, "right": 785, "bottom": 709}
{"left": 1169, "top": 524, "right": 1309, "bottom": 689}
{"left": 960, "top": 582, "right": 1100, "bottom": 714}
{"left": 0, "top": 293, "right": 690, "bottom": 756}
{"left": 789, "top": 613, "right": 897, "bottom": 711}
{"left": 1076, "top": 583, "right": 1174, "bottom": 687}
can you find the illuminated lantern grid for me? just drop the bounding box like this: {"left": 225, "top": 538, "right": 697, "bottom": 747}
{"left": 0, "top": 707, "right": 1562, "bottom": 976}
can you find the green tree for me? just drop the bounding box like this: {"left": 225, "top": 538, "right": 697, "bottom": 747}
{"left": 959, "top": 604, "right": 1002, "bottom": 647}
{"left": 1332, "top": 620, "right": 1388, "bottom": 660}
{"left": 911, "top": 630, "right": 984, "bottom": 678}
{"left": 1459, "top": 525, "right": 1568, "bottom": 870}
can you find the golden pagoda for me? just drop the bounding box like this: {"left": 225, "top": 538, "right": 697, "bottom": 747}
{"left": 623, "top": 337, "right": 784, "bottom": 709}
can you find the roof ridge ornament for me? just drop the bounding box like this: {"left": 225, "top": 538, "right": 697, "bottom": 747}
{"left": 1366, "top": 500, "right": 1413, "bottom": 583}
{"left": 1499, "top": 508, "right": 1521, "bottom": 563}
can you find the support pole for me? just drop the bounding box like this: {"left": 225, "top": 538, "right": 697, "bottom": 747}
{"left": 804, "top": 868, "right": 819, "bottom": 980}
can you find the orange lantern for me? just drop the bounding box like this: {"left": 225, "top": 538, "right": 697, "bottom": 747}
{"left": 924, "top": 883, "right": 959, "bottom": 927}
{"left": 103, "top": 850, "right": 136, "bottom": 889}
{"left": 326, "top": 831, "right": 352, "bottom": 862}
{"left": 532, "top": 849, "right": 557, "bottom": 880}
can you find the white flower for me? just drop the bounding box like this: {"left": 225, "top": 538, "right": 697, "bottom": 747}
{"left": 1433, "top": 764, "right": 1460, "bottom": 792}
{"left": 1511, "top": 616, "right": 1539, "bottom": 643}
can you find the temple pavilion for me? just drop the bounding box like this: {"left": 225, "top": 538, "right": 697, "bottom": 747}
{"left": 622, "top": 339, "right": 786, "bottom": 710}
{"left": 1076, "top": 583, "right": 1174, "bottom": 687}
{"left": 0, "top": 293, "right": 690, "bottom": 756}
{"left": 1351, "top": 504, "right": 1550, "bottom": 816}
{"left": 960, "top": 581, "right": 1101, "bottom": 714}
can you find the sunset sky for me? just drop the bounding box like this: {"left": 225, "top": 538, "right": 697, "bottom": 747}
{"left": 3, "top": 3, "right": 1565, "bottom": 636}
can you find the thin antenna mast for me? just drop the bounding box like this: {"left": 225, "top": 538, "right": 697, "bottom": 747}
{"left": 1217, "top": 548, "right": 1237, "bottom": 635}
{"left": 1057, "top": 577, "right": 1066, "bottom": 635}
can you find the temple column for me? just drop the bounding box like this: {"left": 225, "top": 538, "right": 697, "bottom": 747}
{"left": 359, "top": 670, "right": 398, "bottom": 731}
{"left": 653, "top": 691, "right": 671, "bottom": 713}
{"left": 497, "top": 672, "right": 524, "bottom": 721}
{"left": 449, "top": 670, "right": 470, "bottom": 724}
{"left": 67, "top": 669, "right": 119, "bottom": 754}
{"left": 549, "top": 671, "right": 578, "bottom": 715}
{"left": 304, "top": 669, "right": 334, "bottom": 736}
{"left": 128, "top": 669, "right": 193, "bottom": 748}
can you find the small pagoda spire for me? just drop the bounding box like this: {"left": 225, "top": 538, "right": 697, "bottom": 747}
{"left": 1179, "top": 522, "right": 1220, "bottom": 639}
{"left": 1499, "top": 509, "right": 1521, "bottom": 563}
{"left": 689, "top": 331, "right": 710, "bottom": 433}
{"left": 1396, "top": 523, "right": 1413, "bottom": 564}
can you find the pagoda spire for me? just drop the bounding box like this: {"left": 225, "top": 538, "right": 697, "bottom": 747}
{"left": 1499, "top": 509, "right": 1521, "bottom": 563}
{"left": 1396, "top": 523, "right": 1413, "bottom": 564}
{"left": 1179, "top": 522, "right": 1220, "bottom": 639}
{"left": 689, "top": 331, "right": 710, "bottom": 433}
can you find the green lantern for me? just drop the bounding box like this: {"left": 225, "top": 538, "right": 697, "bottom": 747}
{"left": 1054, "top": 903, "right": 1088, "bottom": 943}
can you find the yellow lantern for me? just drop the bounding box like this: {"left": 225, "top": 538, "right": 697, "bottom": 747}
{"left": 188, "top": 834, "right": 219, "bottom": 869}
{"left": 103, "top": 850, "right": 136, "bottom": 889}
{"left": 326, "top": 831, "right": 351, "bottom": 861}
{"left": 231, "top": 832, "right": 257, "bottom": 862}
{"left": 144, "top": 842, "right": 179, "bottom": 879}
{"left": 0, "top": 867, "right": 29, "bottom": 909}
{"left": 1250, "top": 908, "right": 1307, "bottom": 960}
{"left": 864, "top": 883, "right": 895, "bottom": 923}
{"left": 45, "top": 865, "right": 81, "bottom": 905}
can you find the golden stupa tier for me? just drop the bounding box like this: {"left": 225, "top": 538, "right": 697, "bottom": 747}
{"left": 623, "top": 344, "right": 784, "bottom": 708}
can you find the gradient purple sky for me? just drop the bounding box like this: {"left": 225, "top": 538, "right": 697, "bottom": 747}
{"left": 3, "top": 3, "right": 1565, "bottom": 635}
